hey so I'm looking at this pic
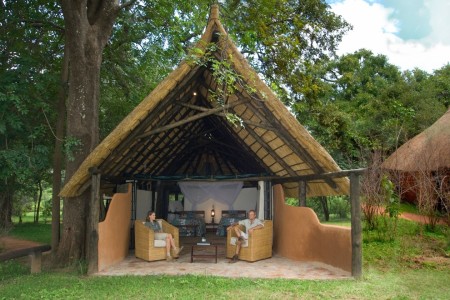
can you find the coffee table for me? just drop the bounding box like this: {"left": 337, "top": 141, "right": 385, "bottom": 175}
{"left": 190, "top": 244, "right": 218, "bottom": 263}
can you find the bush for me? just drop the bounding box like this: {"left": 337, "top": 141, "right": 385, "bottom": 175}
{"left": 328, "top": 196, "right": 350, "bottom": 219}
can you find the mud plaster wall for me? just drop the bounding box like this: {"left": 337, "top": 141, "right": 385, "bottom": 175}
{"left": 98, "top": 184, "right": 132, "bottom": 271}
{"left": 273, "top": 184, "right": 351, "bottom": 272}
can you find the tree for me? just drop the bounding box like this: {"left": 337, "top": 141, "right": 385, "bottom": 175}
{"left": 56, "top": 0, "right": 133, "bottom": 265}
{"left": 221, "top": 0, "right": 351, "bottom": 104}
{"left": 0, "top": 0, "right": 61, "bottom": 229}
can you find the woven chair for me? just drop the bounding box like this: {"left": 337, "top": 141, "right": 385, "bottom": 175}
{"left": 226, "top": 220, "right": 273, "bottom": 262}
{"left": 134, "top": 219, "right": 179, "bottom": 261}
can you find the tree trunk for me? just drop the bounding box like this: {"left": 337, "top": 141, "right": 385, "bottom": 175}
{"left": 319, "top": 196, "right": 330, "bottom": 221}
{"left": 51, "top": 43, "right": 69, "bottom": 253}
{"left": 0, "top": 180, "right": 13, "bottom": 229}
{"left": 56, "top": 0, "right": 121, "bottom": 266}
{"left": 35, "top": 180, "right": 43, "bottom": 223}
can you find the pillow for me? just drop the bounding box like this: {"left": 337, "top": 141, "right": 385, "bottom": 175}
{"left": 154, "top": 240, "right": 166, "bottom": 247}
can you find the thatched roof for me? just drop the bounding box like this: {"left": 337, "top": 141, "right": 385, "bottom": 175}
{"left": 60, "top": 5, "right": 349, "bottom": 198}
{"left": 382, "top": 108, "right": 450, "bottom": 172}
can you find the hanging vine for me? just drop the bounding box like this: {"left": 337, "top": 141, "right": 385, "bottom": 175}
{"left": 186, "top": 32, "right": 265, "bottom": 127}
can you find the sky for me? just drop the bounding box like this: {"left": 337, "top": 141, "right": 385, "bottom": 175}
{"left": 327, "top": 0, "right": 450, "bottom": 73}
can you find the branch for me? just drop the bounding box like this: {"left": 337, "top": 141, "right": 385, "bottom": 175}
{"left": 18, "top": 19, "right": 65, "bottom": 32}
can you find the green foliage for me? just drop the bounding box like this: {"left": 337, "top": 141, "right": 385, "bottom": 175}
{"left": 0, "top": 261, "right": 29, "bottom": 281}
{"left": 8, "top": 222, "right": 51, "bottom": 244}
{"left": 99, "top": 1, "right": 212, "bottom": 138}
{"left": 63, "top": 136, "right": 83, "bottom": 162}
{"left": 381, "top": 175, "right": 400, "bottom": 219}
{"left": 328, "top": 196, "right": 350, "bottom": 219}
{"left": 0, "top": 1, "right": 63, "bottom": 227}
{"left": 285, "top": 197, "right": 299, "bottom": 206}
{"left": 399, "top": 202, "right": 419, "bottom": 214}
{"left": 285, "top": 196, "right": 350, "bottom": 221}
{"left": 222, "top": 0, "right": 351, "bottom": 105}
{"left": 41, "top": 199, "right": 52, "bottom": 222}
{"left": 293, "top": 50, "right": 449, "bottom": 167}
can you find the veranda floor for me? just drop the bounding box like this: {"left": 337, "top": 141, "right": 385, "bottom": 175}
{"left": 96, "top": 233, "right": 351, "bottom": 280}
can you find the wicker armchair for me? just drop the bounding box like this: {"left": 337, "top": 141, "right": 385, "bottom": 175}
{"left": 226, "top": 220, "right": 273, "bottom": 262}
{"left": 134, "top": 219, "right": 179, "bottom": 261}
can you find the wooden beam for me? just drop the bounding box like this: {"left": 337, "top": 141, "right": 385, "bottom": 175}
{"left": 272, "top": 168, "right": 367, "bottom": 184}
{"left": 177, "top": 102, "right": 275, "bottom": 131}
{"left": 350, "top": 172, "right": 362, "bottom": 278}
{"left": 131, "top": 168, "right": 366, "bottom": 183}
{"left": 299, "top": 181, "right": 306, "bottom": 207}
{"left": 136, "top": 104, "right": 235, "bottom": 140}
{"left": 87, "top": 168, "right": 101, "bottom": 275}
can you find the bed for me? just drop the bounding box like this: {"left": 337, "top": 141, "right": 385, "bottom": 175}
{"left": 216, "top": 210, "right": 247, "bottom": 236}
{"left": 170, "top": 211, "right": 206, "bottom": 237}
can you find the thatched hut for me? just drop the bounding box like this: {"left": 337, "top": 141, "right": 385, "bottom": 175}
{"left": 382, "top": 108, "right": 450, "bottom": 204}
{"left": 60, "top": 5, "right": 359, "bottom": 274}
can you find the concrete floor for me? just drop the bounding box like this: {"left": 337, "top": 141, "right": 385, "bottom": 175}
{"left": 96, "top": 236, "right": 351, "bottom": 280}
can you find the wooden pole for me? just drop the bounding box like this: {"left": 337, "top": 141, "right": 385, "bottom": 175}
{"left": 299, "top": 181, "right": 306, "bottom": 207}
{"left": 350, "top": 172, "right": 362, "bottom": 278}
{"left": 87, "top": 168, "right": 101, "bottom": 274}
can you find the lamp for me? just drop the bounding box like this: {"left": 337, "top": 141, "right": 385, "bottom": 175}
{"left": 211, "top": 205, "right": 215, "bottom": 224}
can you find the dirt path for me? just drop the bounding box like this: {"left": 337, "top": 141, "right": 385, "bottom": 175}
{"left": 400, "top": 212, "right": 447, "bottom": 225}
{"left": 0, "top": 237, "right": 42, "bottom": 253}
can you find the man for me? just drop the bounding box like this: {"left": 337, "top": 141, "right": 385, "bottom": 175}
{"left": 227, "top": 209, "right": 264, "bottom": 263}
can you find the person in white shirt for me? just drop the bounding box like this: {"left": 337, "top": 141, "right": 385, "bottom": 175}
{"left": 227, "top": 209, "right": 264, "bottom": 263}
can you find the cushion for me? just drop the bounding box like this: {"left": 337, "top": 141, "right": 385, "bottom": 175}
{"left": 154, "top": 240, "right": 166, "bottom": 247}
{"left": 230, "top": 237, "right": 248, "bottom": 247}
{"left": 216, "top": 216, "right": 245, "bottom": 236}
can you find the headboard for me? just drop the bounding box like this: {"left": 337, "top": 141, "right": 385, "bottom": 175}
{"left": 176, "top": 210, "right": 205, "bottom": 220}
{"left": 221, "top": 210, "right": 247, "bottom": 218}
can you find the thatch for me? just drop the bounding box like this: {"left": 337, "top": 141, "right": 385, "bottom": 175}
{"left": 60, "top": 5, "right": 349, "bottom": 198}
{"left": 382, "top": 108, "right": 450, "bottom": 172}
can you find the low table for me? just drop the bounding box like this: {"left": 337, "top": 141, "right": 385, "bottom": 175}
{"left": 190, "top": 244, "right": 218, "bottom": 263}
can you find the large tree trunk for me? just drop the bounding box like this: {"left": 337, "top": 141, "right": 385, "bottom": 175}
{"left": 56, "top": 0, "right": 120, "bottom": 266}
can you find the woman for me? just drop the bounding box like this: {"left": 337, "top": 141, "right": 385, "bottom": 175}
{"left": 145, "top": 211, "right": 183, "bottom": 261}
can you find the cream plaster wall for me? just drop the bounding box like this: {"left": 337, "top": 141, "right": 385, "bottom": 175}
{"left": 184, "top": 187, "right": 258, "bottom": 223}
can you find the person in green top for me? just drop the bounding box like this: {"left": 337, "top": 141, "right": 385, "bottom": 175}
{"left": 145, "top": 211, "right": 183, "bottom": 261}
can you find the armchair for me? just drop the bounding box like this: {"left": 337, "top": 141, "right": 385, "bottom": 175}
{"left": 226, "top": 220, "right": 273, "bottom": 262}
{"left": 134, "top": 219, "right": 179, "bottom": 261}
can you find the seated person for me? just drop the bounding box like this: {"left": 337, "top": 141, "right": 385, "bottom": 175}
{"left": 227, "top": 209, "right": 264, "bottom": 263}
{"left": 145, "top": 210, "right": 183, "bottom": 261}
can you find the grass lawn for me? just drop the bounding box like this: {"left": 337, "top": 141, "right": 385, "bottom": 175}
{"left": 1, "top": 218, "right": 449, "bottom": 299}
{"left": 6, "top": 222, "right": 52, "bottom": 244}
